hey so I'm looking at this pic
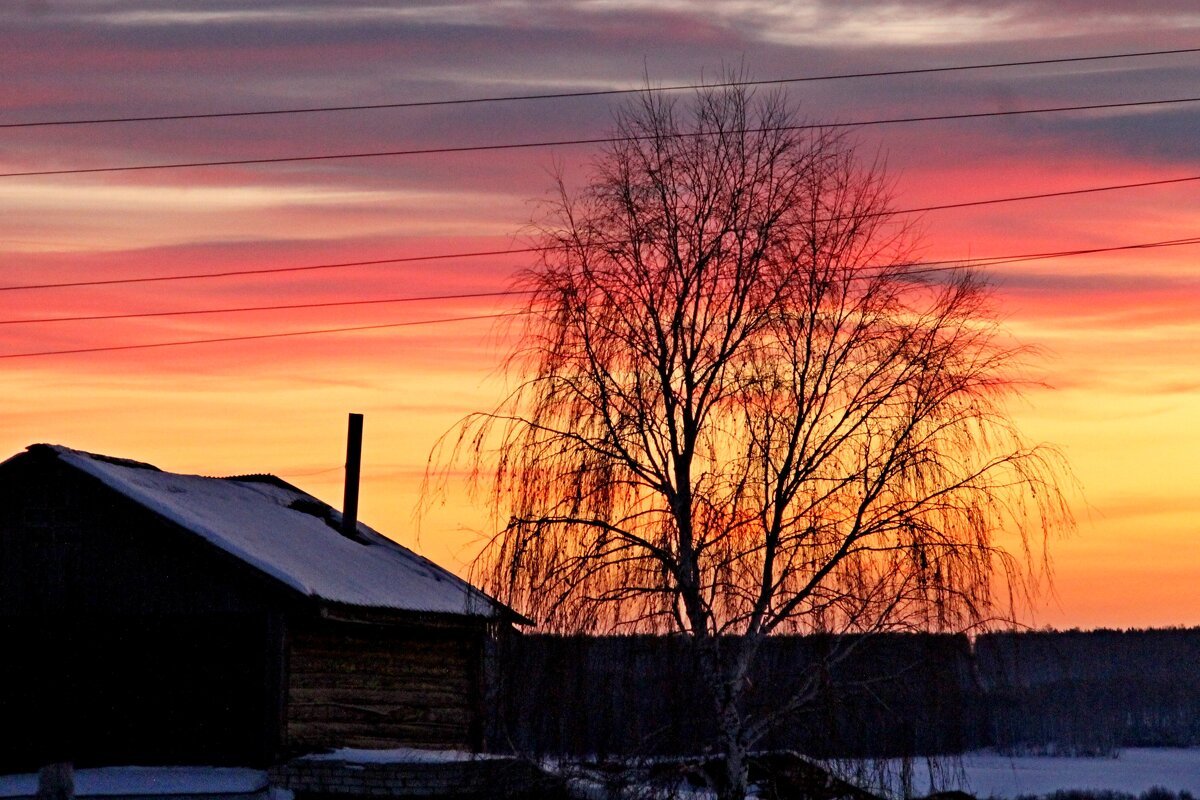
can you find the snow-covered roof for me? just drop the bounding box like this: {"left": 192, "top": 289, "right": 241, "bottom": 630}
{"left": 31, "top": 444, "right": 508, "bottom": 619}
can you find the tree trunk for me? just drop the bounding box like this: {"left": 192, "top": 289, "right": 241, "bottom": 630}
{"left": 716, "top": 713, "right": 750, "bottom": 800}
{"left": 705, "top": 638, "right": 753, "bottom": 800}
{"left": 36, "top": 763, "right": 74, "bottom": 800}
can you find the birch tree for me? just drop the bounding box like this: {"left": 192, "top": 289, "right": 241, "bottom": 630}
{"left": 440, "top": 81, "right": 1070, "bottom": 800}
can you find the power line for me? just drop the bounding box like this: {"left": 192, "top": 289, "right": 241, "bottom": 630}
{"left": 0, "top": 290, "right": 532, "bottom": 325}
{"left": 892, "top": 235, "right": 1200, "bottom": 276}
{"left": 4, "top": 46, "right": 1198, "bottom": 130}
{"left": 0, "top": 248, "right": 539, "bottom": 292}
{"left": 3, "top": 174, "right": 1197, "bottom": 295}
{"left": 4, "top": 95, "right": 1200, "bottom": 179}
{"left": 885, "top": 174, "right": 1200, "bottom": 217}
{"left": 2, "top": 235, "right": 1197, "bottom": 330}
{"left": 0, "top": 312, "right": 523, "bottom": 360}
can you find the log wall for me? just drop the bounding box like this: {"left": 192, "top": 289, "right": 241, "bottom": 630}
{"left": 286, "top": 620, "right": 484, "bottom": 752}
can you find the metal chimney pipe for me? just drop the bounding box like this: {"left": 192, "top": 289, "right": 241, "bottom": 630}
{"left": 342, "top": 413, "right": 363, "bottom": 538}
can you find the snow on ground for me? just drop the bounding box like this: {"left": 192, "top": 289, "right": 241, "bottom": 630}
{"left": 297, "top": 747, "right": 507, "bottom": 764}
{"left": 0, "top": 767, "right": 267, "bottom": 798}
{"left": 897, "top": 749, "right": 1200, "bottom": 797}
{"left": 2, "top": 750, "right": 1196, "bottom": 799}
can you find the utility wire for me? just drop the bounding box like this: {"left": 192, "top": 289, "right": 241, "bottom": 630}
{"left": 2, "top": 176, "right": 1198, "bottom": 294}
{"left": 3, "top": 95, "right": 1199, "bottom": 179}
{"left": 0, "top": 312, "right": 523, "bottom": 360}
{"left": 881, "top": 174, "right": 1200, "bottom": 217}
{"left": 0, "top": 290, "right": 532, "bottom": 325}
{"left": 4, "top": 46, "right": 1198, "bottom": 130}
{"left": 0, "top": 249, "right": 538, "bottom": 292}
{"left": 888, "top": 235, "right": 1200, "bottom": 277}
{"left": 2, "top": 236, "right": 1197, "bottom": 331}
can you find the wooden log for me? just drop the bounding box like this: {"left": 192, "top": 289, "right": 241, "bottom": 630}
{"left": 290, "top": 649, "right": 466, "bottom": 665}
{"left": 286, "top": 671, "right": 470, "bottom": 692}
{"left": 287, "top": 702, "right": 471, "bottom": 725}
{"left": 286, "top": 720, "right": 469, "bottom": 748}
{"left": 288, "top": 660, "right": 468, "bottom": 680}
{"left": 283, "top": 624, "right": 481, "bottom": 751}
{"left": 289, "top": 677, "right": 468, "bottom": 694}
{"left": 288, "top": 687, "right": 470, "bottom": 706}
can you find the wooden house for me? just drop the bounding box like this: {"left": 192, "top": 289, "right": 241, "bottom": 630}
{"left": 0, "top": 444, "right": 526, "bottom": 772}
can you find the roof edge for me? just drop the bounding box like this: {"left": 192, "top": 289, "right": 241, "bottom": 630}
{"left": 15, "top": 443, "right": 528, "bottom": 622}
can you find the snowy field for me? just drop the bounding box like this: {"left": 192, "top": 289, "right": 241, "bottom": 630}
{"left": 0, "top": 767, "right": 267, "bottom": 798}
{"left": 298, "top": 746, "right": 504, "bottom": 763}
{"left": 0, "top": 751, "right": 1197, "bottom": 799}
{"left": 892, "top": 749, "right": 1200, "bottom": 797}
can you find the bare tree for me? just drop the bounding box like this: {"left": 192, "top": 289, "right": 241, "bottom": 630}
{"left": 435, "top": 80, "right": 1071, "bottom": 800}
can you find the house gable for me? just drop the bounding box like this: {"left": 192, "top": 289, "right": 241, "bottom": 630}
{"left": 0, "top": 444, "right": 519, "bottom": 768}
{"left": 17, "top": 444, "right": 512, "bottom": 619}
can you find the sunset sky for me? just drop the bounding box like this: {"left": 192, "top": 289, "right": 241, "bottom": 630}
{"left": 2, "top": 1, "right": 1199, "bottom": 630}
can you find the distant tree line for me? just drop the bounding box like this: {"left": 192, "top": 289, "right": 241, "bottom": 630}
{"left": 978, "top": 628, "right": 1200, "bottom": 755}
{"left": 486, "top": 628, "right": 1200, "bottom": 758}
{"left": 1018, "top": 790, "right": 1196, "bottom": 800}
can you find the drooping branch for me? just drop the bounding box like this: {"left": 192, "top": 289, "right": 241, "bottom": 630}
{"left": 426, "top": 75, "right": 1073, "bottom": 800}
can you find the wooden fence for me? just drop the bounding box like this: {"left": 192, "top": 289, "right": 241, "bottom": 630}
{"left": 486, "top": 633, "right": 977, "bottom": 758}
{"left": 485, "top": 628, "right": 1200, "bottom": 758}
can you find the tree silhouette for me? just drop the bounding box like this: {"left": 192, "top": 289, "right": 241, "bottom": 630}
{"left": 437, "top": 78, "right": 1071, "bottom": 800}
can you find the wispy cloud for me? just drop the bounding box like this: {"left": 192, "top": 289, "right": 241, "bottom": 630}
{"left": 4, "top": 0, "right": 1200, "bottom": 626}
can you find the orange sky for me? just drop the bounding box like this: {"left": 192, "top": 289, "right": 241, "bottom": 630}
{"left": 2, "top": 2, "right": 1199, "bottom": 629}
